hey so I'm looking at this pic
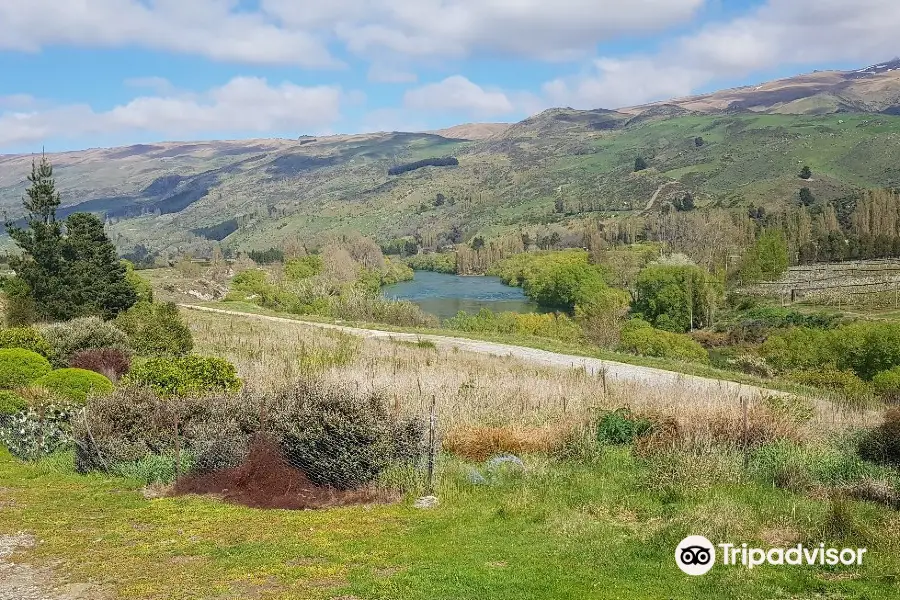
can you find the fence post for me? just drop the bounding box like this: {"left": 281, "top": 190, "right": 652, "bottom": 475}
{"left": 174, "top": 411, "right": 181, "bottom": 480}
{"left": 426, "top": 394, "right": 437, "bottom": 495}
{"left": 741, "top": 396, "right": 749, "bottom": 468}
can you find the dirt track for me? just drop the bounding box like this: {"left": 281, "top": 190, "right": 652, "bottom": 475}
{"left": 179, "top": 304, "right": 776, "bottom": 401}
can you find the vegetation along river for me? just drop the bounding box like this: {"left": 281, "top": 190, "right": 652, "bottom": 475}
{"left": 382, "top": 270, "right": 539, "bottom": 320}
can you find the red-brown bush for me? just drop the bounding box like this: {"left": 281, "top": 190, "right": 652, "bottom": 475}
{"left": 69, "top": 348, "right": 131, "bottom": 381}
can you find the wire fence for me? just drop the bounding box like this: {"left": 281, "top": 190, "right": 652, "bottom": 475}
{"left": 73, "top": 382, "right": 444, "bottom": 509}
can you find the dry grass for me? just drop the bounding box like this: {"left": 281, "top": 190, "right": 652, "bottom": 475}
{"left": 182, "top": 308, "right": 875, "bottom": 451}
{"left": 442, "top": 423, "right": 576, "bottom": 462}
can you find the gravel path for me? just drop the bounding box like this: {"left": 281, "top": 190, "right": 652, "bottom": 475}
{"left": 0, "top": 533, "right": 101, "bottom": 600}
{"left": 180, "top": 304, "right": 776, "bottom": 400}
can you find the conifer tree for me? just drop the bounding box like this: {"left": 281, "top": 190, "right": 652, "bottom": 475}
{"left": 4, "top": 154, "right": 137, "bottom": 321}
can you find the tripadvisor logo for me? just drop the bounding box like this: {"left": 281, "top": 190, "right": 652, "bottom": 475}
{"left": 675, "top": 536, "right": 867, "bottom": 576}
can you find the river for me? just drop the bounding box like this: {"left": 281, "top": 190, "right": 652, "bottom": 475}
{"left": 382, "top": 270, "right": 539, "bottom": 321}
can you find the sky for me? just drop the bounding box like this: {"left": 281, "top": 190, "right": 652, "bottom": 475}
{"left": 0, "top": 0, "right": 898, "bottom": 153}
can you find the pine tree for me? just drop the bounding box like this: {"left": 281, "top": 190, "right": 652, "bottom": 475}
{"left": 62, "top": 213, "right": 137, "bottom": 319}
{"left": 5, "top": 154, "right": 67, "bottom": 321}
{"left": 634, "top": 157, "right": 648, "bottom": 172}
{"left": 799, "top": 165, "right": 812, "bottom": 180}
{"left": 4, "top": 155, "right": 137, "bottom": 321}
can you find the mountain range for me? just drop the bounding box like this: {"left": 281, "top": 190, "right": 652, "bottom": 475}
{"left": 3, "top": 60, "right": 900, "bottom": 257}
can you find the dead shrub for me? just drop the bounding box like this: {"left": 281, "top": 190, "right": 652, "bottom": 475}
{"left": 442, "top": 423, "right": 575, "bottom": 462}
{"left": 705, "top": 402, "right": 806, "bottom": 450}
{"left": 857, "top": 407, "right": 900, "bottom": 466}
{"left": 633, "top": 413, "right": 680, "bottom": 457}
{"left": 844, "top": 477, "right": 900, "bottom": 509}
{"left": 69, "top": 348, "right": 132, "bottom": 381}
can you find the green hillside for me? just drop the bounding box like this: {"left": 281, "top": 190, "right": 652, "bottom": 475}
{"left": 3, "top": 111, "right": 900, "bottom": 258}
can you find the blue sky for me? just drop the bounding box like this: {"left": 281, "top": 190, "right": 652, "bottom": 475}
{"left": 0, "top": 0, "right": 897, "bottom": 153}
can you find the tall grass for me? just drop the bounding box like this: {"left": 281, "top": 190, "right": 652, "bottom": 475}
{"left": 183, "top": 308, "right": 875, "bottom": 448}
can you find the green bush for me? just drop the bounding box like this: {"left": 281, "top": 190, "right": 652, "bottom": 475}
{"left": 0, "top": 348, "right": 53, "bottom": 389}
{"left": 872, "top": 367, "right": 900, "bottom": 402}
{"left": 596, "top": 408, "right": 653, "bottom": 445}
{"left": 40, "top": 317, "right": 130, "bottom": 367}
{"left": 0, "top": 327, "right": 52, "bottom": 358}
{"left": 124, "top": 355, "right": 242, "bottom": 397}
{"left": 788, "top": 369, "right": 871, "bottom": 400}
{"left": 404, "top": 252, "right": 457, "bottom": 273}
{"left": 631, "top": 264, "right": 721, "bottom": 332}
{"left": 122, "top": 260, "right": 153, "bottom": 303}
{"left": 618, "top": 319, "right": 710, "bottom": 363}
{"left": 0, "top": 390, "right": 27, "bottom": 418}
{"left": 33, "top": 368, "right": 114, "bottom": 405}
{"left": 114, "top": 301, "right": 193, "bottom": 356}
{"left": 761, "top": 321, "right": 900, "bottom": 380}
{"left": 284, "top": 255, "right": 323, "bottom": 280}
{"left": 444, "top": 308, "right": 584, "bottom": 342}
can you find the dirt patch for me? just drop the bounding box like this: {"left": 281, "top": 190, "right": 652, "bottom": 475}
{"left": 171, "top": 438, "right": 393, "bottom": 510}
{"left": 0, "top": 533, "right": 107, "bottom": 600}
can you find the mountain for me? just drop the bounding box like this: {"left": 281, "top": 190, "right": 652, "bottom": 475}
{"left": 624, "top": 59, "right": 900, "bottom": 116}
{"left": 2, "top": 61, "right": 900, "bottom": 258}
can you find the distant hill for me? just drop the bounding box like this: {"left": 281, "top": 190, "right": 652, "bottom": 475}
{"left": 2, "top": 61, "right": 900, "bottom": 258}
{"left": 623, "top": 60, "right": 900, "bottom": 116}
{"left": 425, "top": 123, "right": 511, "bottom": 140}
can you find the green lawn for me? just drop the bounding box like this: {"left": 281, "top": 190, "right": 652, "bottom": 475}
{"left": 1, "top": 448, "right": 898, "bottom": 599}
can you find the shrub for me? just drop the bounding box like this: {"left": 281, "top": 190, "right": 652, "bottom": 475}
{"left": 124, "top": 355, "right": 242, "bottom": 397}
{"left": 0, "top": 401, "right": 78, "bottom": 461}
{"left": 873, "top": 367, "right": 900, "bottom": 402}
{"left": 284, "top": 255, "right": 323, "bottom": 280}
{"left": 728, "top": 354, "right": 774, "bottom": 378}
{"left": 618, "top": 319, "right": 710, "bottom": 363}
{"left": 0, "top": 348, "right": 53, "bottom": 389}
{"left": 596, "top": 408, "right": 654, "bottom": 445}
{"left": 858, "top": 408, "right": 900, "bottom": 466}
{"left": 33, "top": 369, "right": 114, "bottom": 405}
{"left": 445, "top": 308, "right": 584, "bottom": 342}
{"left": 0, "top": 390, "right": 27, "bottom": 419}
{"left": 0, "top": 327, "right": 52, "bottom": 358}
{"left": 328, "top": 291, "right": 439, "bottom": 328}
{"left": 273, "top": 380, "right": 425, "bottom": 489}
{"left": 114, "top": 301, "right": 193, "bottom": 356}
{"left": 40, "top": 317, "right": 130, "bottom": 367}
{"left": 632, "top": 264, "right": 721, "bottom": 332}
{"left": 69, "top": 348, "right": 131, "bottom": 381}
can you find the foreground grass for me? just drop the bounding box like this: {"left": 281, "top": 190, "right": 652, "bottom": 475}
{"left": 1, "top": 448, "right": 899, "bottom": 599}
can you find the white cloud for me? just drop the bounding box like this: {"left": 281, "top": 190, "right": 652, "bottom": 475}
{"left": 404, "top": 76, "right": 514, "bottom": 116}
{"left": 0, "top": 78, "right": 344, "bottom": 149}
{"left": 541, "top": 0, "right": 900, "bottom": 109}
{"left": 0, "top": 0, "right": 704, "bottom": 66}
{"left": 367, "top": 64, "right": 418, "bottom": 84}
{"left": 0, "top": 0, "right": 340, "bottom": 68}
{"left": 124, "top": 76, "right": 176, "bottom": 96}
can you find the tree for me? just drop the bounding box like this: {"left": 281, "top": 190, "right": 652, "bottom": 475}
{"left": 799, "top": 165, "right": 812, "bottom": 180}
{"left": 739, "top": 229, "right": 789, "bottom": 283}
{"left": 554, "top": 197, "right": 565, "bottom": 213}
{"left": 632, "top": 264, "right": 720, "bottom": 332}
{"left": 4, "top": 155, "right": 137, "bottom": 321}
{"left": 520, "top": 232, "right": 532, "bottom": 251}
{"left": 5, "top": 154, "right": 67, "bottom": 321}
{"left": 434, "top": 193, "right": 445, "bottom": 207}
{"left": 694, "top": 136, "right": 705, "bottom": 147}
{"left": 799, "top": 187, "right": 815, "bottom": 206}
{"left": 471, "top": 236, "right": 485, "bottom": 251}
{"left": 634, "top": 157, "right": 648, "bottom": 172}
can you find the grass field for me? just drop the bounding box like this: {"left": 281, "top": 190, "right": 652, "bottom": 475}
{"left": 1, "top": 291, "right": 898, "bottom": 599}
{"left": 4, "top": 443, "right": 900, "bottom": 600}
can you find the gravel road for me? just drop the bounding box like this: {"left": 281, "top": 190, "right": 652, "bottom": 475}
{"left": 180, "top": 304, "right": 776, "bottom": 400}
